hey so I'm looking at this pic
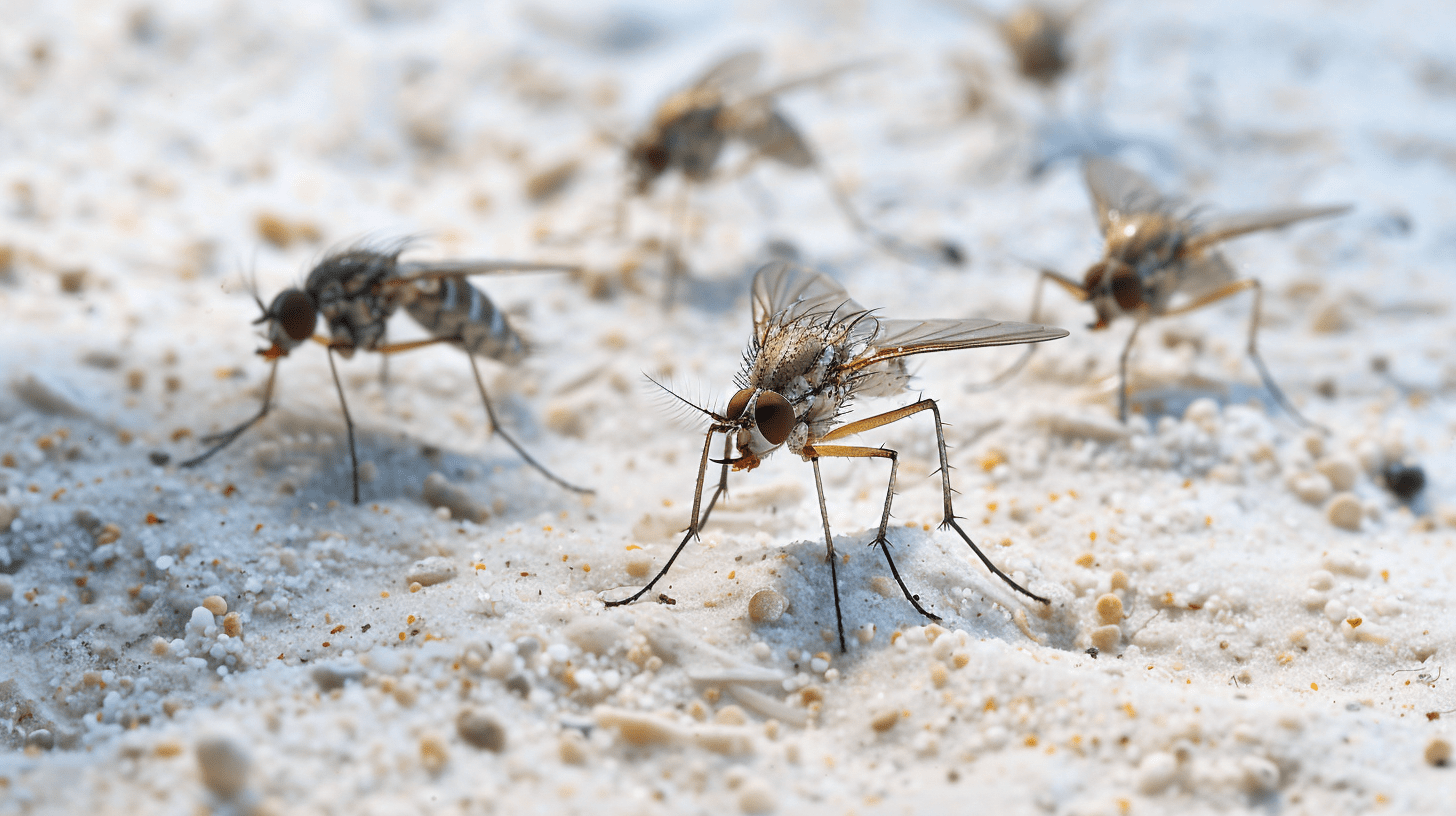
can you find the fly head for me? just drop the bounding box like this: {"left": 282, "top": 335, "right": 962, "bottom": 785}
{"left": 256, "top": 288, "right": 318, "bottom": 360}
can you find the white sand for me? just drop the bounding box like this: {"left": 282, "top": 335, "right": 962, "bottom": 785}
{"left": 2, "top": 1, "right": 1454, "bottom": 813}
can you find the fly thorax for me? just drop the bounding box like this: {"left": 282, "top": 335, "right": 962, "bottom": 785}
{"left": 753, "top": 327, "right": 828, "bottom": 393}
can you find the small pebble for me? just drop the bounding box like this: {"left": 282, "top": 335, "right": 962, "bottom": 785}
{"left": 929, "top": 662, "right": 949, "bottom": 688}
{"left": 1110, "top": 570, "right": 1130, "bottom": 591}
{"left": 748, "top": 589, "right": 786, "bottom": 623}
{"left": 1238, "top": 757, "right": 1280, "bottom": 794}
{"left": 148, "top": 451, "right": 171, "bottom": 466}
{"left": 24, "top": 729, "right": 54, "bottom": 751}
{"left": 1326, "top": 493, "right": 1362, "bottom": 531}
{"left": 406, "top": 556, "right": 458, "bottom": 588}
{"left": 195, "top": 735, "right": 250, "bottom": 798}
{"left": 559, "top": 731, "right": 589, "bottom": 765}
{"left": 419, "top": 734, "right": 449, "bottom": 775}
{"left": 870, "top": 710, "right": 900, "bottom": 733}
{"left": 1426, "top": 738, "right": 1451, "bottom": 767}
{"left": 421, "top": 472, "right": 489, "bottom": 523}
{"left": 1089, "top": 625, "right": 1121, "bottom": 652}
{"left": 1095, "top": 593, "right": 1124, "bottom": 626}
{"left": 223, "top": 612, "right": 242, "bottom": 638}
{"left": 0, "top": 502, "right": 17, "bottom": 531}
{"left": 1136, "top": 751, "right": 1179, "bottom": 795}
{"left": 456, "top": 709, "right": 507, "bottom": 752}
{"left": 1290, "top": 472, "right": 1333, "bottom": 505}
{"left": 738, "top": 781, "right": 776, "bottom": 814}
{"left": 714, "top": 705, "right": 748, "bottom": 726}
{"left": 625, "top": 554, "right": 652, "bottom": 578}
{"left": 1383, "top": 463, "right": 1426, "bottom": 502}
{"left": 202, "top": 596, "right": 228, "bottom": 616}
{"left": 1316, "top": 456, "right": 1358, "bottom": 492}
{"left": 565, "top": 617, "right": 625, "bottom": 655}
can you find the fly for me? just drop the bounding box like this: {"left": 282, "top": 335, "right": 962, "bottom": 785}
{"left": 182, "top": 243, "right": 592, "bottom": 503}
{"left": 623, "top": 50, "right": 950, "bottom": 302}
{"left": 605, "top": 262, "right": 1068, "bottom": 652}
{"left": 985, "top": 155, "right": 1349, "bottom": 423}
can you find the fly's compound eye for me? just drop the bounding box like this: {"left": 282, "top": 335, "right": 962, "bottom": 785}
{"left": 753, "top": 390, "right": 795, "bottom": 446}
{"left": 1110, "top": 269, "right": 1144, "bottom": 311}
{"left": 725, "top": 388, "right": 753, "bottom": 421}
{"left": 272, "top": 290, "right": 317, "bottom": 342}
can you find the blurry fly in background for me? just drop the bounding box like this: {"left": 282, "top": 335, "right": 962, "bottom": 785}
{"left": 622, "top": 49, "right": 959, "bottom": 303}
{"left": 981, "top": 156, "right": 1350, "bottom": 424}
{"left": 182, "top": 243, "right": 593, "bottom": 503}
{"left": 605, "top": 262, "right": 1068, "bottom": 652}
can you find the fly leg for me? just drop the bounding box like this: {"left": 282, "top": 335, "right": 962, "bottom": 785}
{"left": 1117, "top": 321, "right": 1143, "bottom": 423}
{"left": 809, "top": 443, "right": 941, "bottom": 654}
{"left": 971, "top": 267, "right": 1087, "bottom": 392}
{"left": 818, "top": 399, "right": 1049, "bottom": 605}
{"left": 181, "top": 361, "right": 280, "bottom": 468}
{"left": 465, "top": 354, "right": 594, "bottom": 494}
{"left": 663, "top": 177, "right": 692, "bottom": 307}
{"left": 605, "top": 429, "right": 731, "bottom": 607}
{"left": 809, "top": 457, "right": 849, "bottom": 653}
{"left": 325, "top": 345, "right": 361, "bottom": 505}
{"left": 1161, "top": 278, "right": 1321, "bottom": 429}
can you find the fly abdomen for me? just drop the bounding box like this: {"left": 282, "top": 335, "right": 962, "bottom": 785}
{"left": 404, "top": 276, "right": 527, "bottom": 365}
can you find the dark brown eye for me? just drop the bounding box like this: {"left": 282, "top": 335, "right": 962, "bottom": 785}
{"left": 725, "top": 388, "right": 753, "bottom": 420}
{"left": 1111, "top": 269, "right": 1144, "bottom": 311}
{"left": 274, "top": 290, "right": 317, "bottom": 342}
{"left": 754, "top": 391, "right": 795, "bottom": 446}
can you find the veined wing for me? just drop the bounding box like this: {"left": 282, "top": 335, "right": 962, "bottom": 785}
{"left": 839, "top": 318, "right": 1068, "bottom": 373}
{"left": 1185, "top": 204, "right": 1351, "bottom": 253}
{"left": 392, "top": 259, "right": 580, "bottom": 284}
{"left": 1173, "top": 251, "right": 1237, "bottom": 301}
{"left": 750, "top": 261, "right": 867, "bottom": 343}
{"left": 739, "top": 55, "right": 885, "bottom": 104}
{"left": 690, "top": 49, "right": 764, "bottom": 92}
{"left": 1083, "top": 155, "right": 1169, "bottom": 234}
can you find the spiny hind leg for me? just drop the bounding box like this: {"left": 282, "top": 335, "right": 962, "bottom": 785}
{"left": 809, "top": 444, "right": 941, "bottom": 634}
{"left": 821, "top": 399, "right": 1048, "bottom": 604}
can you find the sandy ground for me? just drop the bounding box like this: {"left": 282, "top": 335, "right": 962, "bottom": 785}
{"left": 2, "top": 0, "right": 1456, "bottom": 813}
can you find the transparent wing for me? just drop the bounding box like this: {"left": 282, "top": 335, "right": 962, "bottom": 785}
{"left": 1186, "top": 204, "right": 1351, "bottom": 253}
{"left": 690, "top": 49, "right": 764, "bottom": 92}
{"left": 840, "top": 318, "right": 1069, "bottom": 372}
{"left": 392, "top": 259, "right": 579, "bottom": 284}
{"left": 1083, "top": 155, "right": 1169, "bottom": 234}
{"left": 750, "top": 261, "right": 866, "bottom": 343}
{"left": 744, "top": 55, "right": 884, "bottom": 102}
{"left": 1173, "top": 251, "right": 1237, "bottom": 301}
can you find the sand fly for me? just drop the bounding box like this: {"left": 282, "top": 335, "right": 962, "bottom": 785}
{"left": 984, "top": 155, "right": 1349, "bottom": 423}
{"left": 946, "top": 1, "right": 1087, "bottom": 87}
{"left": 623, "top": 49, "right": 946, "bottom": 300}
{"left": 605, "top": 262, "right": 1067, "bottom": 651}
{"left": 182, "top": 242, "right": 592, "bottom": 503}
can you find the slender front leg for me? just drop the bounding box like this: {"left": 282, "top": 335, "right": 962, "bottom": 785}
{"left": 809, "top": 444, "right": 942, "bottom": 634}
{"left": 466, "top": 354, "right": 593, "bottom": 494}
{"left": 819, "top": 400, "right": 1049, "bottom": 605}
{"left": 181, "top": 361, "right": 281, "bottom": 467}
{"left": 325, "top": 346, "right": 360, "bottom": 505}
{"left": 1117, "top": 321, "right": 1143, "bottom": 423}
{"left": 810, "top": 458, "right": 849, "bottom": 653}
{"left": 604, "top": 427, "right": 727, "bottom": 608}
